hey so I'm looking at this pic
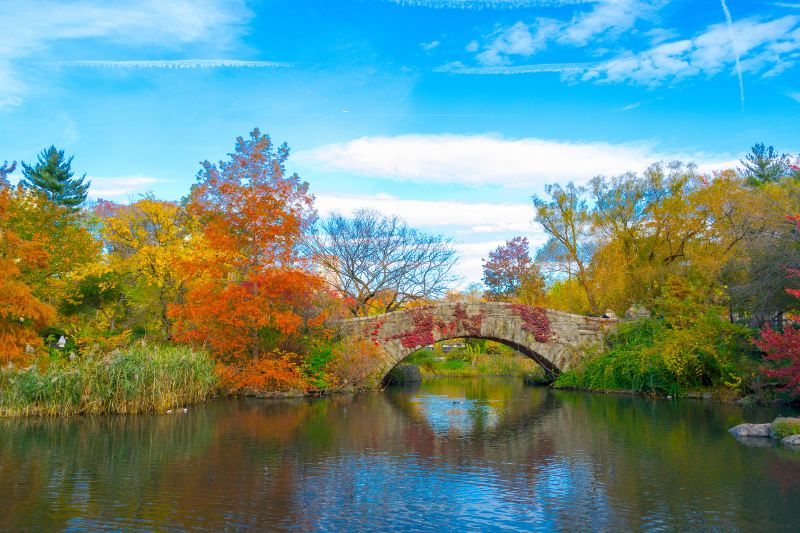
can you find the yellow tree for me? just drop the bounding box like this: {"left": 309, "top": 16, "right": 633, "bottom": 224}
{"left": 96, "top": 196, "right": 189, "bottom": 339}
{"left": 533, "top": 183, "right": 598, "bottom": 313}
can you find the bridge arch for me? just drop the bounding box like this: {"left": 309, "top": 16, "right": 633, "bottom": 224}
{"left": 336, "top": 302, "right": 615, "bottom": 383}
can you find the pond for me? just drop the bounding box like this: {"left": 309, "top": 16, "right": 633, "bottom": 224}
{"left": 1, "top": 378, "right": 799, "bottom": 531}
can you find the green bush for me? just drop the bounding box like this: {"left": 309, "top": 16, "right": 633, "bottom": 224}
{"left": 404, "top": 349, "right": 438, "bottom": 372}
{"left": 772, "top": 420, "right": 800, "bottom": 439}
{"left": 0, "top": 344, "right": 217, "bottom": 416}
{"left": 304, "top": 342, "right": 336, "bottom": 389}
{"left": 554, "top": 316, "right": 754, "bottom": 396}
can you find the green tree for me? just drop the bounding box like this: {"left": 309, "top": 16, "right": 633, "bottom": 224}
{"left": 739, "top": 143, "right": 790, "bottom": 186}
{"left": 21, "top": 146, "right": 90, "bottom": 209}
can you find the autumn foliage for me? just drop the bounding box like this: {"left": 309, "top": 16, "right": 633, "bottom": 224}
{"left": 754, "top": 215, "right": 800, "bottom": 399}
{"left": 0, "top": 185, "right": 55, "bottom": 364}
{"left": 164, "top": 129, "right": 332, "bottom": 388}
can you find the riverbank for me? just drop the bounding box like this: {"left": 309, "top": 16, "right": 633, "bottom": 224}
{"left": 549, "top": 317, "right": 767, "bottom": 402}
{"left": 0, "top": 344, "right": 217, "bottom": 416}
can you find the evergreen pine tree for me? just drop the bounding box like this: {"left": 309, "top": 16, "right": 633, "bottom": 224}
{"left": 21, "top": 146, "right": 90, "bottom": 209}
{"left": 739, "top": 143, "right": 790, "bottom": 186}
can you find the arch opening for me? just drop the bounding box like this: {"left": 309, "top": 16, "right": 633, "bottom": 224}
{"left": 382, "top": 334, "right": 561, "bottom": 387}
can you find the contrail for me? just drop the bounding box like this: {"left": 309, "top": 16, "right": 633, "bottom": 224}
{"left": 50, "top": 59, "right": 292, "bottom": 69}
{"left": 720, "top": 0, "right": 745, "bottom": 110}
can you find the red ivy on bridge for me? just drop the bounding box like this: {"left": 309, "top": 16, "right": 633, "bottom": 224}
{"left": 510, "top": 304, "right": 552, "bottom": 343}
{"left": 384, "top": 304, "right": 486, "bottom": 349}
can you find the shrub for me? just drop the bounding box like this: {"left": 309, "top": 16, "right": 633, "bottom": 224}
{"left": 325, "top": 337, "right": 384, "bottom": 390}
{"left": 215, "top": 353, "right": 307, "bottom": 394}
{"left": 772, "top": 419, "right": 800, "bottom": 439}
{"left": 554, "top": 316, "right": 753, "bottom": 395}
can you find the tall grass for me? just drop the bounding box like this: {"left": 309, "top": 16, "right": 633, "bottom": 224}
{"left": 0, "top": 344, "right": 217, "bottom": 417}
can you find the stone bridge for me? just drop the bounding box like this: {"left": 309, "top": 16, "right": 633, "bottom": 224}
{"left": 337, "top": 302, "right": 617, "bottom": 380}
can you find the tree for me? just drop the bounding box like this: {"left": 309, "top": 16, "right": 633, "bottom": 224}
{"left": 305, "top": 209, "right": 458, "bottom": 317}
{"left": 0, "top": 161, "right": 15, "bottom": 188}
{"left": 7, "top": 187, "right": 99, "bottom": 309}
{"left": 21, "top": 146, "right": 90, "bottom": 210}
{"left": 755, "top": 216, "right": 800, "bottom": 400}
{"left": 0, "top": 185, "right": 56, "bottom": 364}
{"left": 96, "top": 196, "right": 190, "bottom": 339}
{"left": 533, "top": 182, "right": 598, "bottom": 313}
{"left": 739, "top": 143, "right": 790, "bottom": 186}
{"left": 482, "top": 236, "right": 545, "bottom": 303}
{"left": 169, "top": 129, "right": 322, "bottom": 361}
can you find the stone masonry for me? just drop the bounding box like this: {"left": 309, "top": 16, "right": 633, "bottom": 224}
{"left": 337, "top": 301, "right": 617, "bottom": 380}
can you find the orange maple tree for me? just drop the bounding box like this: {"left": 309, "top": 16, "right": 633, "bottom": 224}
{"left": 169, "top": 129, "right": 325, "bottom": 377}
{"left": 0, "top": 180, "right": 56, "bottom": 364}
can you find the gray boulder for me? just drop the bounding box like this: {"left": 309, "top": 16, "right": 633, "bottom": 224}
{"left": 782, "top": 434, "right": 800, "bottom": 448}
{"left": 729, "top": 423, "right": 771, "bottom": 438}
{"left": 624, "top": 304, "right": 652, "bottom": 320}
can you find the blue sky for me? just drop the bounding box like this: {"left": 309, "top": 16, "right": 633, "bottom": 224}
{"left": 1, "top": 0, "right": 799, "bottom": 284}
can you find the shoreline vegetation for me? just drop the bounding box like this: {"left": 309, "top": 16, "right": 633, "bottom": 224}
{"left": 0, "top": 344, "right": 216, "bottom": 417}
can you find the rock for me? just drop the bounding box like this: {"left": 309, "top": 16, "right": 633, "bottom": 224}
{"left": 701, "top": 392, "right": 713, "bottom": 400}
{"left": 385, "top": 364, "right": 422, "bottom": 385}
{"left": 782, "top": 434, "right": 800, "bottom": 447}
{"left": 601, "top": 309, "right": 617, "bottom": 320}
{"left": 736, "top": 394, "right": 758, "bottom": 406}
{"left": 729, "top": 423, "right": 772, "bottom": 438}
{"left": 770, "top": 417, "right": 800, "bottom": 439}
{"left": 624, "top": 304, "right": 651, "bottom": 321}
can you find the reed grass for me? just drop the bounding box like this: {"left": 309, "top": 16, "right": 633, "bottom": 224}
{"left": 0, "top": 344, "right": 217, "bottom": 417}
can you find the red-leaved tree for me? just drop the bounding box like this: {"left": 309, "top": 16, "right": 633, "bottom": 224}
{"left": 755, "top": 214, "right": 800, "bottom": 399}
{"left": 482, "top": 236, "right": 545, "bottom": 303}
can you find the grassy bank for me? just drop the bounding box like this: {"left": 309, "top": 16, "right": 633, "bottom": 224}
{"left": 0, "top": 344, "right": 217, "bottom": 417}
{"left": 404, "top": 346, "right": 547, "bottom": 380}
{"left": 553, "top": 317, "right": 756, "bottom": 398}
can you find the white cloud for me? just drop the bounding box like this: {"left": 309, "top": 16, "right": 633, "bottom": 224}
{"left": 298, "top": 134, "right": 737, "bottom": 188}
{"left": 314, "top": 192, "right": 552, "bottom": 283}
{"left": 315, "top": 193, "right": 537, "bottom": 233}
{"left": 470, "top": 0, "right": 661, "bottom": 66}
{"left": 87, "top": 176, "right": 162, "bottom": 199}
{"left": 0, "top": 0, "right": 253, "bottom": 102}
{"left": 420, "top": 40, "right": 441, "bottom": 51}
{"left": 789, "top": 91, "right": 800, "bottom": 102}
{"left": 619, "top": 101, "right": 642, "bottom": 111}
{"left": 0, "top": 96, "right": 23, "bottom": 109}
{"left": 577, "top": 16, "right": 800, "bottom": 86}
{"left": 435, "top": 61, "right": 591, "bottom": 74}
{"left": 476, "top": 20, "right": 559, "bottom": 66}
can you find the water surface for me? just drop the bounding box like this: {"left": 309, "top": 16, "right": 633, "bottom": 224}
{"left": 1, "top": 378, "right": 799, "bottom": 531}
